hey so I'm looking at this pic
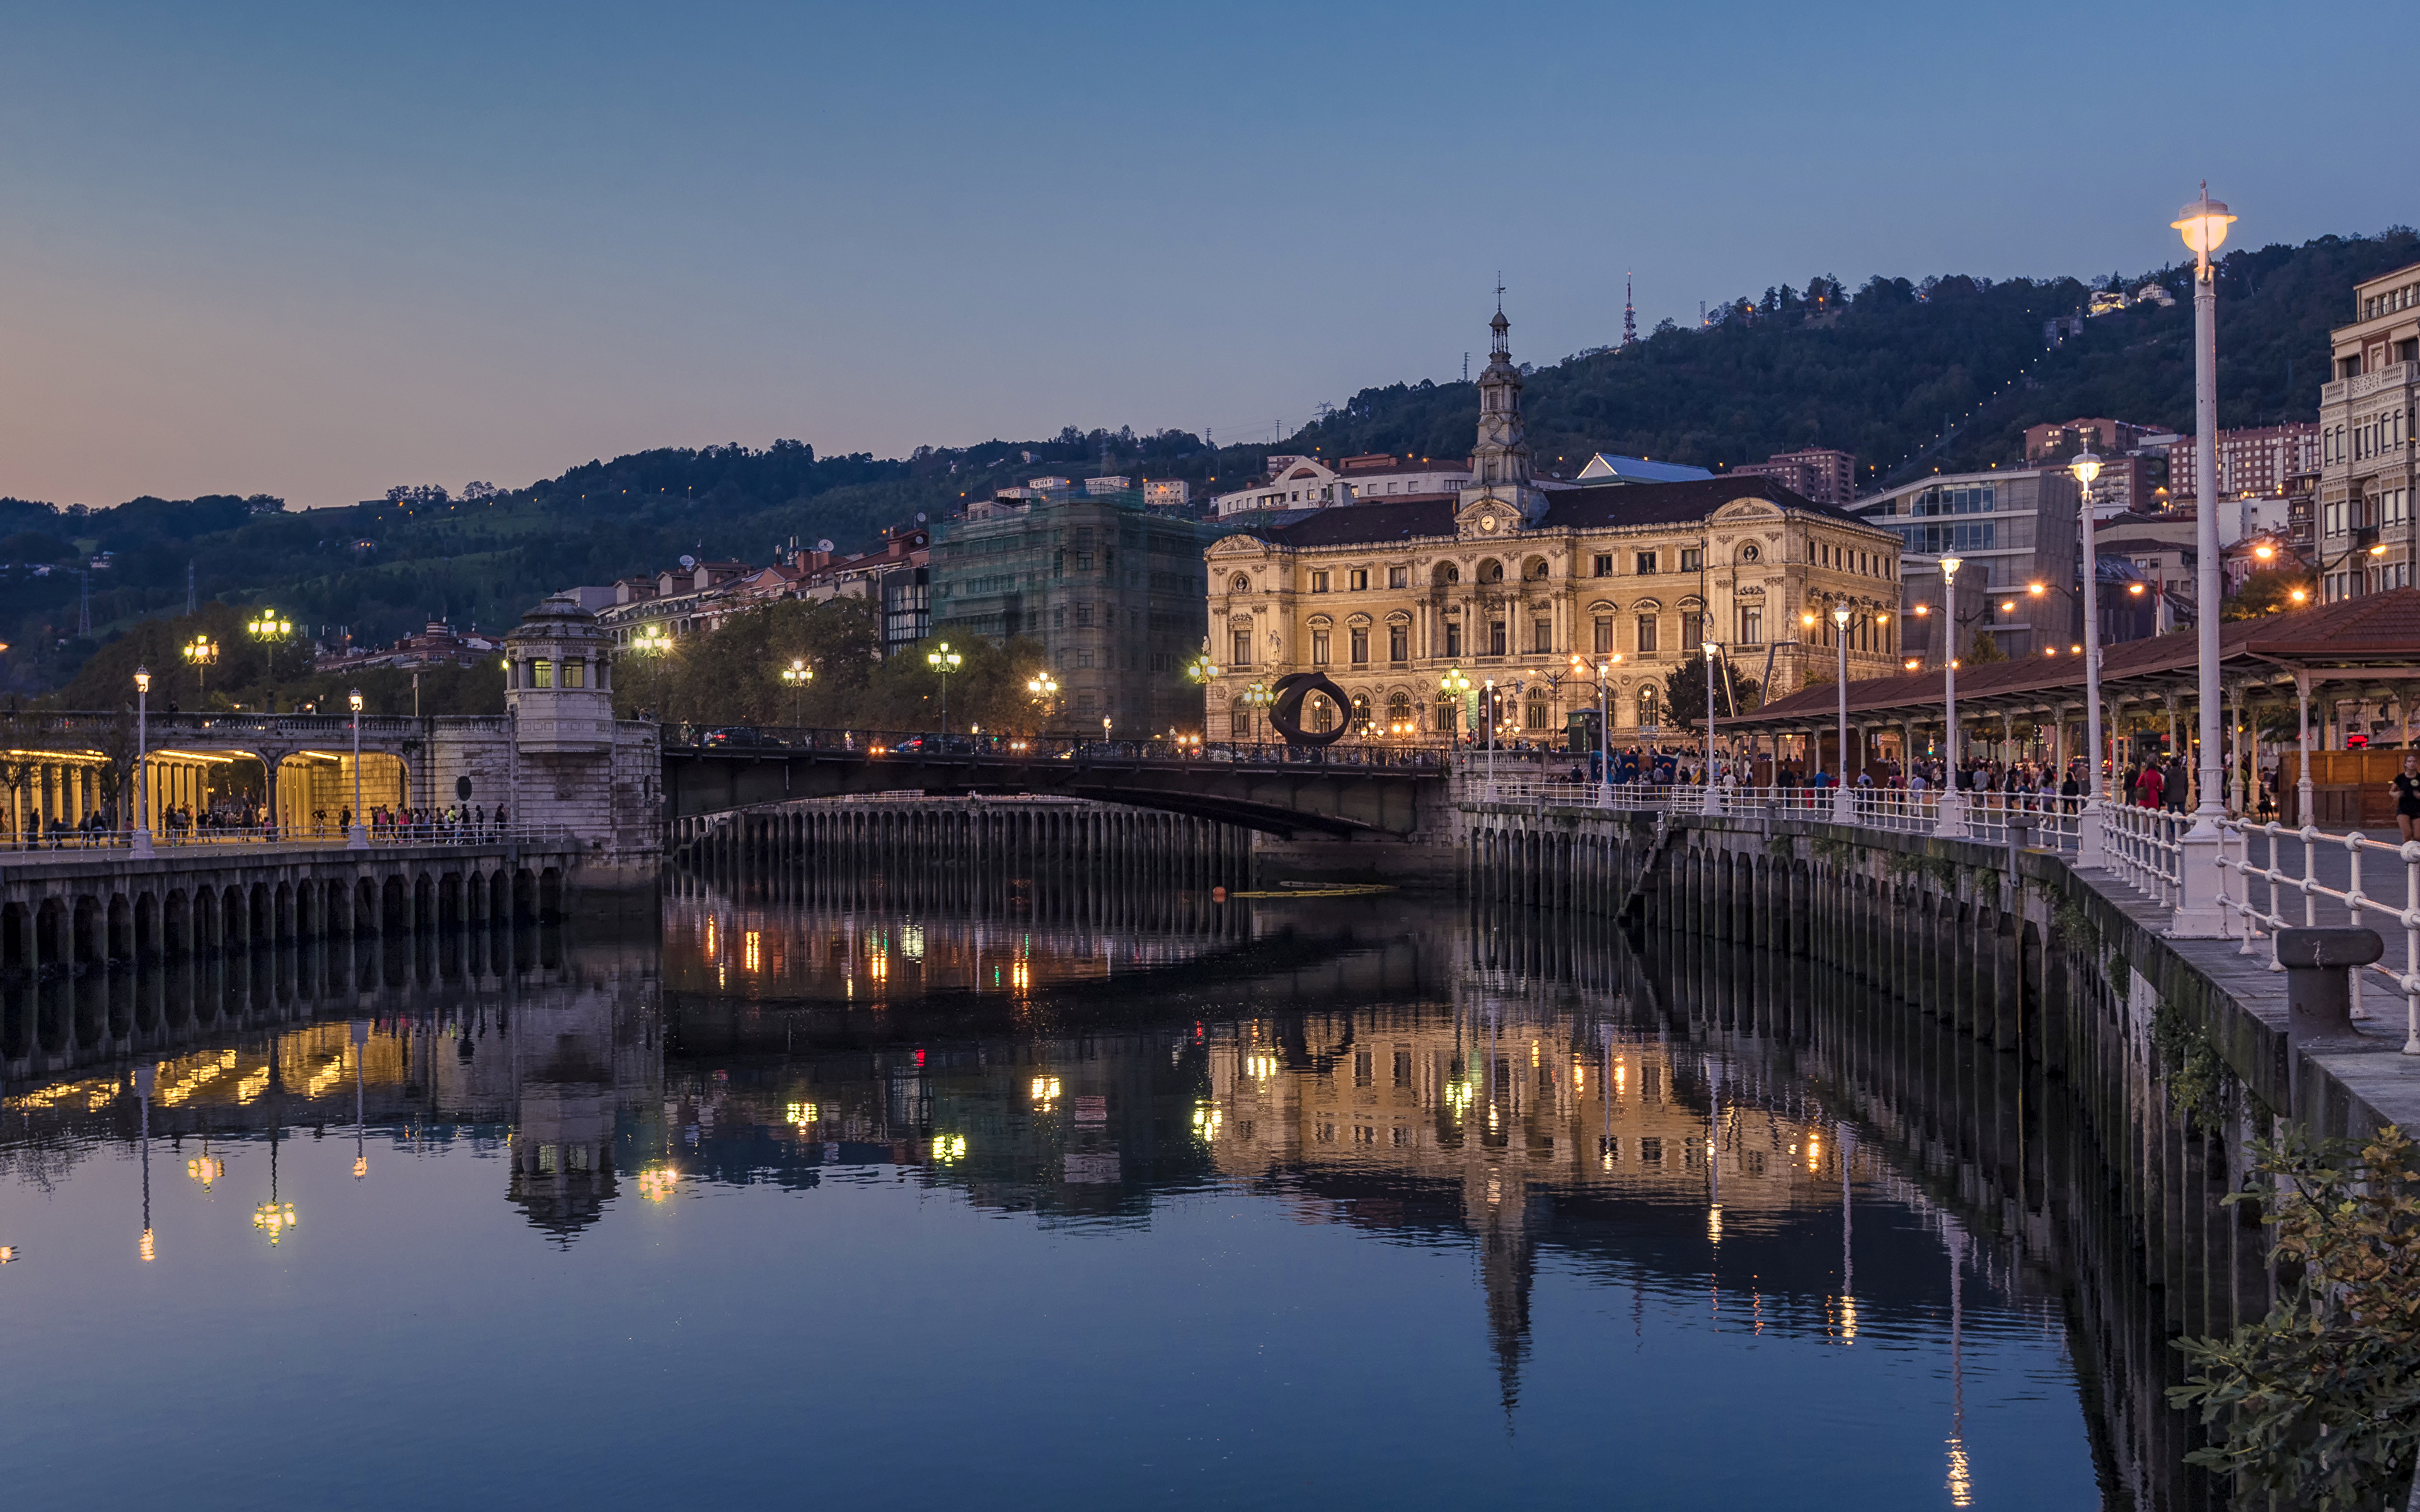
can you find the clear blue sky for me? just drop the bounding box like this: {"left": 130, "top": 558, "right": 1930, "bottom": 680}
{"left": 0, "top": 0, "right": 2394, "bottom": 508}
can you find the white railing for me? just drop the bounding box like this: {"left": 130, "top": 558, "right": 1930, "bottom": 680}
{"left": 0, "top": 823, "right": 578, "bottom": 858}
{"left": 1473, "top": 777, "right": 2093, "bottom": 851}
{"left": 2101, "top": 803, "right": 2187, "bottom": 904}
{"left": 2218, "top": 821, "right": 2420, "bottom": 1055}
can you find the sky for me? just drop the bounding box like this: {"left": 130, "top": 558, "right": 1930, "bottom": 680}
{"left": 0, "top": 0, "right": 2399, "bottom": 509}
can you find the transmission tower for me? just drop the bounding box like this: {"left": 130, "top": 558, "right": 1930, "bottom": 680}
{"left": 1623, "top": 273, "right": 1637, "bottom": 348}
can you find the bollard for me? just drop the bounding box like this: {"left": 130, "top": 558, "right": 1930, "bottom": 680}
{"left": 2276, "top": 927, "right": 2385, "bottom": 1040}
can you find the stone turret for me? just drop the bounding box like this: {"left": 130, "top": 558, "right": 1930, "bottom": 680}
{"left": 505, "top": 596, "right": 614, "bottom": 753}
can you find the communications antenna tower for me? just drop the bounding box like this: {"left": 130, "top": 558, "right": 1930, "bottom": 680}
{"left": 1623, "top": 273, "right": 1637, "bottom": 348}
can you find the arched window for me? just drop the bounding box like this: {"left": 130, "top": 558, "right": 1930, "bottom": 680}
{"left": 1637, "top": 686, "right": 1661, "bottom": 728}
{"left": 1433, "top": 691, "right": 1459, "bottom": 732}
{"left": 1432, "top": 563, "right": 1460, "bottom": 586}
{"left": 1309, "top": 695, "right": 1335, "bottom": 733}
{"left": 1477, "top": 558, "right": 1505, "bottom": 583}
{"left": 1229, "top": 573, "right": 1252, "bottom": 594}
{"left": 1523, "top": 557, "right": 1550, "bottom": 581}
{"left": 1387, "top": 690, "right": 1412, "bottom": 724}
{"left": 1351, "top": 692, "right": 1373, "bottom": 730}
{"left": 1526, "top": 700, "right": 1549, "bottom": 731}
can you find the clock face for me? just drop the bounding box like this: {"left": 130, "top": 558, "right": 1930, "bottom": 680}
{"left": 1479, "top": 515, "right": 1498, "bottom": 532}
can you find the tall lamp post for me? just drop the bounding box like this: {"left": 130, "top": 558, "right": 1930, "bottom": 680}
{"left": 1026, "top": 671, "right": 1059, "bottom": 736}
{"left": 926, "top": 641, "right": 962, "bottom": 734}
{"left": 1829, "top": 602, "right": 1856, "bottom": 822}
{"left": 1571, "top": 652, "right": 1618, "bottom": 805}
{"left": 1702, "top": 636, "right": 1722, "bottom": 815}
{"left": 132, "top": 666, "right": 153, "bottom": 856}
{"left": 182, "top": 635, "right": 217, "bottom": 700}
{"left": 2070, "top": 447, "right": 2110, "bottom": 863}
{"left": 2172, "top": 184, "right": 2237, "bottom": 935}
{"left": 346, "top": 688, "right": 367, "bottom": 850}
{"left": 780, "top": 658, "right": 813, "bottom": 728}
{"left": 1935, "top": 556, "right": 1966, "bottom": 837}
{"left": 1185, "top": 652, "right": 1219, "bottom": 744}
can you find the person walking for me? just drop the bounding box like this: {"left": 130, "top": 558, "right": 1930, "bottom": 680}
{"left": 2133, "top": 761, "right": 2164, "bottom": 809}
{"left": 2395, "top": 753, "right": 2420, "bottom": 842}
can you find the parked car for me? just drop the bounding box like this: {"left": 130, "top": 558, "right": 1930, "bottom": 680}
{"left": 701, "top": 726, "right": 776, "bottom": 748}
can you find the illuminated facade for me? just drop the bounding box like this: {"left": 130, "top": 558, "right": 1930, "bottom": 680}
{"left": 2317, "top": 261, "right": 2420, "bottom": 601}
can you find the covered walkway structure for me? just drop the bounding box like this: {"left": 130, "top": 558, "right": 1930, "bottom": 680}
{"left": 1726, "top": 591, "right": 2420, "bottom": 818}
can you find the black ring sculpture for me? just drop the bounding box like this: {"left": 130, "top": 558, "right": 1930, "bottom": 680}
{"left": 1267, "top": 671, "right": 1354, "bottom": 747}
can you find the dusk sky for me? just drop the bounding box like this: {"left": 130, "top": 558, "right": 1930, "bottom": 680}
{"left": 0, "top": 0, "right": 2394, "bottom": 510}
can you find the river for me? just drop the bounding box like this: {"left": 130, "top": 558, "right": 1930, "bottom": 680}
{"left": 0, "top": 860, "right": 2165, "bottom": 1509}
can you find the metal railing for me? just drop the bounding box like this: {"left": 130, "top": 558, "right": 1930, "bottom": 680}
{"left": 0, "top": 822, "right": 577, "bottom": 857}
{"left": 664, "top": 725, "right": 1455, "bottom": 769}
{"left": 2101, "top": 803, "right": 2187, "bottom": 905}
{"left": 2218, "top": 821, "right": 2420, "bottom": 1055}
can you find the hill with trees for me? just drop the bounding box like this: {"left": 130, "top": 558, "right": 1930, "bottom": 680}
{"left": 10, "top": 226, "right": 2411, "bottom": 708}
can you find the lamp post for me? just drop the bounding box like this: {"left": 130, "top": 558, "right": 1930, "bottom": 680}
{"left": 132, "top": 666, "right": 153, "bottom": 856}
{"left": 2070, "top": 448, "right": 2110, "bottom": 862}
{"left": 2172, "top": 183, "right": 2237, "bottom": 935}
{"left": 780, "top": 658, "right": 813, "bottom": 728}
{"left": 181, "top": 635, "right": 217, "bottom": 699}
{"left": 347, "top": 688, "right": 367, "bottom": 850}
{"left": 1482, "top": 677, "right": 1499, "bottom": 795}
{"left": 1702, "top": 635, "right": 1722, "bottom": 814}
{"left": 926, "top": 641, "right": 962, "bottom": 735}
{"left": 1829, "top": 602, "right": 1855, "bottom": 822}
{"left": 1935, "top": 556, "right": 1966, "bottom": 837}
{"left": 247, "top": 608, "right": 293, "bottom": 687}
{"left": 1026, "top": 672, "right": 1059, "bottom": 736}
{"left": 1243, "top": 679, "right": 1272, "bottom": 757}
{"left": 1572, "top": 652, "right": 1618, "bottom": 805}
{"left": 1185, "top": 652, "right": 1219, "bottom": 745}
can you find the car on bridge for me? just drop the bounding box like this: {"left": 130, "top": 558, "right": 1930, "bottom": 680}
{"left": 700, "top": 726, "right": 781, "bottom": 748}
{"left": 887, "top": 733, "right": 977, "bottom": 757}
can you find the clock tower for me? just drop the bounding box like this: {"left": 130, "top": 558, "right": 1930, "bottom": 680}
{"left": 1459, "top": 299, "right": 1547, "bottom": 532}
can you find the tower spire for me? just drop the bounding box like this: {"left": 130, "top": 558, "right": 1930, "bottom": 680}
{"left": 1623, "top": 272, "right": 1637, "bottom": 348}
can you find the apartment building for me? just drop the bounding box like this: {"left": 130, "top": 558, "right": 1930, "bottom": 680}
{"left": 1850, "top": 467, "right": 2082, "bottom": 661}
{"left": 2317, "top": 261, "right": 2420, "bottom": 602}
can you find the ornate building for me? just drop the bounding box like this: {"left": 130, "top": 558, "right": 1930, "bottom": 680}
{"left": 1201, "top": 307, "right": 1906, "bottom": 741}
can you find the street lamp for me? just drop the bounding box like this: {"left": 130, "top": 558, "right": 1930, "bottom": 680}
{"left": 780, "top": 658, "right": 813, "bottom": 728}
{"left": 1185, "top": 651, "right": 1219, "bottom": 684}
{"left": 132, "top": 667, "right": 153, "bottom": 856}
{"left": 2071, "top": 447, "right": 2110, "bottom": 859}
{"left": 1935, "top": 556, "right": 1965, "bottom": 837}
{"left": 1702, "top": 636, "right": 1722, "bottom": 815}
{"left": 346, "top": 688, "right": 367, "bottom": 850}
{"left": 1572, "top": 651, "right": 1618, "bottom": 803}
{"left": 2170, "top": 183, "right": 2235, "bottom": 934}
{"left": 926, "top": 640, "right": 962, "bottom": 734}
{"left": 1829, "top": 601, "right": 1855, "bottom": 822}
{"left": 1025, "top": 670, "right": 1059, "bottom": 727}
{"left": 182, "top": 635, "right": 217, "bottom": 697}
{"left": 1242, "top": 680, "right": 1273, "bottom": 755}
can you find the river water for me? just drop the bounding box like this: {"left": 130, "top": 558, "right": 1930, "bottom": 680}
{"left": 0, "top": 866, "right": 2133, "bottom": 1509}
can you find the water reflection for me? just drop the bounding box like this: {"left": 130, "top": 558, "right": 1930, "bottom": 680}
{"left": 0, "top": 877, "right": 2129, "bottom": 1510}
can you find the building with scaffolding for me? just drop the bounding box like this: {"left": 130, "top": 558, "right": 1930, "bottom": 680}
{"left": 927, "top": 483, "right": 1222, "bottom": 733}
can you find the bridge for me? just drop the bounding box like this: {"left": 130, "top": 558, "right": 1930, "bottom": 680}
{"left": 660, "top": 730, "right": 1453, "bottom": 840}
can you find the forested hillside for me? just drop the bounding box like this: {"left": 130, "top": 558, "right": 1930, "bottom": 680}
{"left": 9, "top": 227, "right": 2411, "bottom": 701}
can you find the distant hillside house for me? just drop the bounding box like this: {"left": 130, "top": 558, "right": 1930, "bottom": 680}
{"left": 1211, "top": 453, "right": 1473, "bottom": 518}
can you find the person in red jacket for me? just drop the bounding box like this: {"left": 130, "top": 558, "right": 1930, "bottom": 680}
{"left": 2134, "top": 762, "right": 2165, "bottom": 808}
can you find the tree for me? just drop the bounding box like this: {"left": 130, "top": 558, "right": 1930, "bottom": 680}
{"left": 1966, "top": 630, "right": 2007, "bottom": 663}
{"left": 2224, "top": 566, "right": 2314, "bottom": 620}
{"left": 1662, "top": 660, "right": 1761, "bottom": 728}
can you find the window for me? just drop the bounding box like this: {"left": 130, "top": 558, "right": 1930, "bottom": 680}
{"left": 1389, "top": 624, "right": 1409, "bottom": 662}
{"left": 1593, "top": 617, "right": 1612, "bottom": 653}
{"left": 1076, "top": 650, "right": 1095, "bottom": 668}
{"left": 1310, "top": 696, "right": 1334, "bottom": 733}
{"left": 1387, "top": 690, "right": 1411, "bottom": 724}
{"left": 1681, "top": 614, "right": 1702, "bottom": 651}
{"left": 1433, "top": 563, "right": 1459, "bottom": 586}
{"left": 1487, "top": 619, "right": 1507, "bottom": 656}
{"left": 1739, "top": 605, "right": 1763, "bottom": 644}
{"left": 1636, "top": 615, "right": 1659, "bottom": 654}
{"left": 1444, "top": 621, "right": 1463, "bottom": 657}
{"left": 1075, "top": 602, "right": 1094, "bottom": 627}
{"left": 1349, "top": 627, "right": 1369, "bottom": 664}
{"left": 531, "top": 659, "right": 554, "bottom": 689}
{"left": 1231, "top": 629, "right": 1252, "bottom": 666}
{"left": 1525, "top": 700, "right": 1548, "bottom": 731}
{"left": 1075, "top": 690, "right": 1097, "bottom": 714}
{"left": 563, "top": 660, "right": 587, "bottom": 688}
{"left": 1680, "top": 547, "right": 1702, "bottom": 573}
{"left": 1593, "top": 553, "right": 1613, "bottom": 577}
{"left": 1311, "top": 630, "right": 1331, "bottom": 665}
{"left": 1637, "top": 686, "right": 1660, "bottom": 727}
{"left": 1433, "top": 691, "right": 1459, "bottom": 731}
{"left": 1388, "top": 566, "right": 1409, "bottom": 588}
{"left": 1349, "top": 568, "right": 1368, "bottom": 591}
{"left": 1478, "top": 559, "right": 1504, "bottom": 583}
{"left": 1310, "top": 570, "right": 1330, "bottom": 592}
{"left": 1635, "top": 551, "right": 1659, "bottom": 575}
{"left": 1532, "top": 618, "right": 1552, "bottom": 653}
{"left": 1351, "top": 693, "right": 1372, "bottom": 728}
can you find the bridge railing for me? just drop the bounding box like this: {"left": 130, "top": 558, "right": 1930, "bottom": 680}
{"left": 664, "top": 726, "right": 1454, "bottom": 770}
{"left": 2217, "top": 818, "right": 2420, "bottom": 1054}
{"left": 0, "top": 822, "right": 582, "bottom": 856}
